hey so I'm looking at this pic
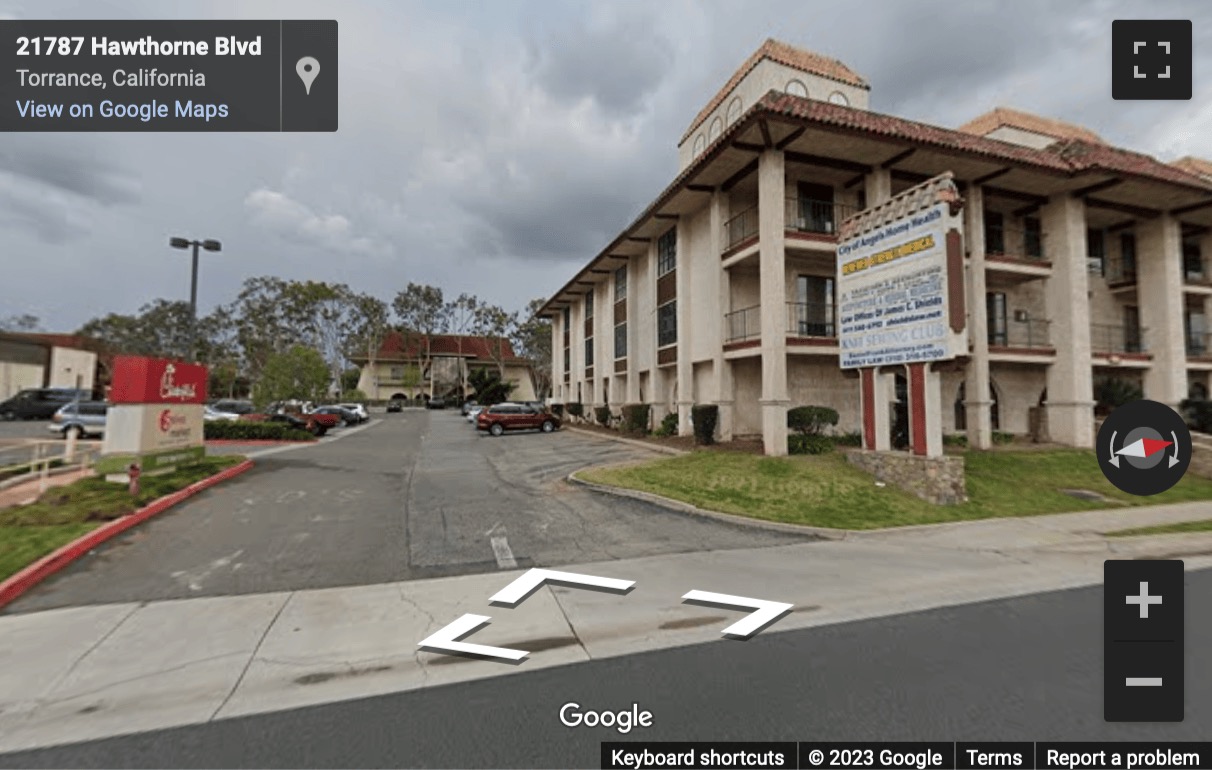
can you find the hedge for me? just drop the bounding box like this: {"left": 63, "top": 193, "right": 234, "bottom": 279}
{"left": 566, "top": 402, "right": 584, "bottom": 419}
{"left": 621, "top": 404, "right": 651, "bottom": 436}
{"left": 691, "top": 404, "right": 718, "bottom": 445}
{"left": 204, "top": 421, "right": 316, "bottom": 441}
{"left": 787, "top": 405, "right": 839, "bottom": 435}
{"left": 594, "top": 405, "right": 613, "bottom": 427}
{"left": 788, "top": 434, "right": 834, "bottom": 455}
{"left": 653, "top": 412, "right": 679, "bottom": 437}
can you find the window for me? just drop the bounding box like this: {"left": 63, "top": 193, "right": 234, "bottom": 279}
{"left": 562, "top": 306, "right": 571, "bottom": 330}
{"left": 1184, "top": 241, "right": 1204, "bottom": 281}
{"left": 796, "top": 182, "right": 835, "bottom": 233}
{"left": 709, "top": 117, "right": 723, "bottom": 142}
{"left": 1120, "top": 233, "right": 1137, "bottom": 278}
{"left": 984, "top": 211, "right": 1005, "bottom": 254}
{"left": 856, "top": 190, "right": 867, "bottom": 212}
{"left": 614, "top": 266, "right": 627, "bottom": 301}
{"left": 614, "top": 323, "right": 627, "bottom": 358}
{"left": 563, "top": 347, "right": 570, "bottom": 371}
{"left": 657, "top": 228, "right": 677, "bottom": 276}
{"left": 585, "top": 336, "right": 594, "bottom": 366}
{"left": 1024, "top": 217, "right": 1042, "bottom": 258}
{"left": 692, "top": 134, "right": 705, "bottom": 156}
{"left": 726, "top": 97, "right": 742, "bottom": 126}
{"left": 1124, "top": 306, "right": 1142, "bottom": 353}
{"left": 828, "top": 91, "right": 850, "bottom": 106}
{"left": 658, "top": 301, "right": 677, "bottom": 347}
{"left": 390, "top": 366, "right": 404, "bottom": 380}
{"left": 584, "top": 290, "right": 593, "bottom": 319}
{"left": 1087, "top": 228, "right": 1106, "bottom": 275}
{"left": 795, "top": 275, "right": 835, "bottom": 336}
{"left": 986, "top": 293, "right": 1007, "bottom": 346}
{"left": 786, "top": 79, "right": 808, "bottom": 97}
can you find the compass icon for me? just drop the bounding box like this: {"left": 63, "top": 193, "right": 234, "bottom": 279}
{"left": 1098, "top": 399, "right": 1191, "bottom": 496}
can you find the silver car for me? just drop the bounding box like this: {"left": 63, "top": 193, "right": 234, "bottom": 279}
{"left": 49, "top": 401, "right": 108, "bottom": 439}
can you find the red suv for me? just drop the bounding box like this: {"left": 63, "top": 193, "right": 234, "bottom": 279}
{"left": 477, "top": 402, "right": 561, "bottom": 436}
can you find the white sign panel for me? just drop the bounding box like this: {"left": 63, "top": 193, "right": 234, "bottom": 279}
{"left": 836, "top": 200, "right": 962, "bottom": 369}
{"left": 102, "top": 403, "right": 205, "bottom": 456}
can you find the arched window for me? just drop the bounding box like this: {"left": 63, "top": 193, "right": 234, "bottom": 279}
{"left": 955, "top": 382, "right": 1001, "bottom": 431}
{"left": 828, "top": 91, "right": 850, "bottom": 106}
{"left": 725, "top": 97, "right": 742, "bottom": 126}
{"left": 708, "top": 116, "right": 723, "bottom": 142}
{"left": 786, "top": 79, "right": 808, "bottom": 97}
{"left": 693, "top": 134, "right": 705, "bottom": 156}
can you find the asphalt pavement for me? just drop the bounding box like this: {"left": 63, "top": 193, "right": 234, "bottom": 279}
{"left": 4, "top": 409, "right": 806, "bottom": 613}
{"left": 2, "top": 568, "right": 1207, "bottom": 769}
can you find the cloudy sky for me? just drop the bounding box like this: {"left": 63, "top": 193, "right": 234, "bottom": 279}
{"left": 2, "top": 0, "right": 1210, "bottom": 332}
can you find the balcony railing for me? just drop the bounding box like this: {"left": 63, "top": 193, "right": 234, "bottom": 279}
{"left": 1105, "top": 258, "right": 1137, "bottom": 286}
{"left": 787, "top": 301, "right": 836, "bottom": 337}
{"left": 1091, "top": 323, "right": 1146, "bottom": 354}
{"left": 1185, "top": 261, "right": 1212, "bottom": 286}
{"left": 785, "top": 198, "right": 856, "bottom": 236}
{"left": 987, "top": 318, "right": 1051, "bottom": 349}
{"left": 723, "top": 207, "right": 759, "bottom": 253}
{"left": 1187, "top": 332, "right": 1212, "bottom": 357}
{"left": 984, "top": 223, "right": 1045, "bottom": 261}
{"left": 725, "top": 305, "right": 761, "bottom": 343}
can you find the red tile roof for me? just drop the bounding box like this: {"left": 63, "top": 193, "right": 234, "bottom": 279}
{"left": 0, "top": 331, "right": 105, "bottom": 352}
{"left": 364, "top": 332, "right": 525, "bottom": 363}
{"left": 958, "top": 107, "right": 1105, "bottom": 145}
{"left": 681, "top": 38, "right": 869, "bottom": 144}
{"left": 1172, "top": 156, "right": 1212, "bottom": 180}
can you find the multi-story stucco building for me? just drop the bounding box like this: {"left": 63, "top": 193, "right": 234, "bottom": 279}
{"left": 539, "top": 39, "right": 1212, "bottom": 456}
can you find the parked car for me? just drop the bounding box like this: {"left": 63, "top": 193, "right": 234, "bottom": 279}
{"left": 0, "top": 388, "right": 92, "bottom": 421}
{"left": 476, "top": 402, "right": 561, "bottom": 436}
{"left": 210, "top": 399, "right": 255, "bottom": 415}
{"left": 48, "top": 401, "right": 108, "bottom": 439}
{"left": 204, "top": 404, "right": 243, "bottom": 422}
{"left": 466, "top": 405, "right": 485, "bottom": 423}
{"left": 335, "top": 403, "right": 369, "bottom": 423}
{"left": 427, "top": 398, "right": 446, "bottom": 410}
{"left": 386, "top": 399, "right": 403, "bottom": 413}
{"left": 460, "top": 400, "right": 479, "bottom": 416}
{"left": 312, "top": 405, "right": 361, "bottom": 426}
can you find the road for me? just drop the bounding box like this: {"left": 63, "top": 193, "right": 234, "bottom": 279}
{"left": 4, "top": 409, "right": 806, "bottom": 612}
{"left": 2, "top": 569, "right": 1207, "bottom": 768}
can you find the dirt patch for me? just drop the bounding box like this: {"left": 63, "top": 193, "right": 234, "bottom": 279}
{"left": 294, "top": 664, "right": 393, "bottom": 685}
{"left": 659, "top": 616, "right": 727, "bottom": 630}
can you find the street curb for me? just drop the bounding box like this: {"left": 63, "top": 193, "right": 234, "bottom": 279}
{"left": 565, "top": 425, "right": 689, "bottom": 456}
{"left": 567, "top": 467, "right": 845, "bottom": 539}
{"left": 0, "top": 459, "right": 255, "bottom": 612}
{"left": 205, "top": 439, "right": 315, "bottom": 446}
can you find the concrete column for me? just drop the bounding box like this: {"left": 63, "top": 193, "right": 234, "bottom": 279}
{"left": 865, "top": 168, "right": 892, "bottom": 207}
{"left": 907, "top": 363, "right": 943, "bottom": 457}
{"left": 649, "top": 239, "right": 668, "bottom": 424}
{"left": 963, "top": 186, "right": 993, "bottom": 448}
{"left": 625, "top": 257, "right": 641, "bottom": 404}
{"left": 758, "top": 149, "right": 789, "bottom": 455}
{"left": 711, "top": 190, "right": 735, "bottom": 441}
{"left": 551, "top": 311, "right": 563, "bottom": 399}
{"left": 676, "top": 216, "right": 694, "bottom": 436}
{"left": 1138, "top": 214, "right": 1187, "bottom": 407}
{"left": 570, "top": 299, "right": 582, "bottom": 403}
{"left": 859, "top": 367, "right": 892, "bottom": 450}
{"left": 1041, "top": 194, "right": 1095, "bottom": 447}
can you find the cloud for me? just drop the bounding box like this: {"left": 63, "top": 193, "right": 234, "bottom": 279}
{"left": 243, "top": 187, "right": 393, "bottom": 258}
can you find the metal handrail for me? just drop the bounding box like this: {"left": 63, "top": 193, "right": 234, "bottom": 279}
{"left": 786, "top": 301, "right": 836, "bottom": 337}
{"left": 984, "top": 220, "right": 1045, "bottom": 260}
{"left": 722, "top": 207, "right": 759, "bottom": 252}
{"left": 988, "top": 318, "right": 1051, "bottom": 348}
{"left": 784, "top": 198, "right": 856, "bottom": 236}
{"left": 725, "top": 305, "right": 761, "bottom": 343}
{"left": 1090, "top": 322, "right": 1147, "bottom": 354}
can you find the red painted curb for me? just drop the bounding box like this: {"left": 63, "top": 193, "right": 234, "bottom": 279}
{"left": 205, "top": 439, "right": 315, "bottom": 446}
{"left": 0, "top": 459, "right": 255, "bottom": 611}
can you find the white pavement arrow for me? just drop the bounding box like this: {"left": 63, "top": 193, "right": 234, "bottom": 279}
{"left": 417, "top": 614, "right": 528, "bottom": 662}
{"left": 1109, "top": 430, "right": 1120, "bottom": 468}
{"left": 682, "top": 590, "right": 794, "bottom": 640}
{"left": 1170, "top": 430, "right": 1181, "bottom": 468}
{"left": 489, "top": 568, "right": 635, "bottom": 607}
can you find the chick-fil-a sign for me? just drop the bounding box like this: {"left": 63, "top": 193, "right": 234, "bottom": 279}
{"left": 110, "top": 356, "right": 207, "bottom": 405}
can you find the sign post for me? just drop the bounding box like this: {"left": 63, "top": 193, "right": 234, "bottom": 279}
{"left": 837, "top": 174, "right": 966, "bottom": 458}
{"left": 98, "top": 356, "right": 208, "bottom": 481}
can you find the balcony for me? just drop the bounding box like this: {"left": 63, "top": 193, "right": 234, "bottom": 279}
{"left": 1091, "top": 322, "right": 1149, "bottom": 364}
{"left": 1187, "top": 332, "right": 1212, "bottom": 358}
{"left": 722, "top": 207, "right": 759, "bottom": 257}
{"left": 785, "top": 198, "right": 857, "bottom": 238}
{"left": 988, "top": 318, "right": 1051, "bottom": 349}
{"left": 724, "top": 305, "right": 761, "bottom": 346}
{"left": 984, "top": 224, "right": 1046, "bottom": 264}
{"left": 786, "top": 301, "right": 836, "bottom": 336}
{"left": 1184, "top": 261, "right": 1212, "bottom": 292}
{"left": 1105, "top": 258, "right": 1137, "bottom": 290}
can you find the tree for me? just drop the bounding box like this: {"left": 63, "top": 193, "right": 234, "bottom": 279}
{"left": 468, "top": 367, "right": 515, "bottom": 405}
{"left": 347, "top": 292, "right": 391, "bottom": 397}
{"left": 77, "top": 299, "right": 193, "bottom": 359}
{"left": 513, "top": 298, "right": 552, "bottom": 400}
{"left": 446, "top": 293, "right": 479, "bottom": 398}
{"left": 0, "top": 314, "right": 41, "bottom": 332}
{"left": 392, "top": 283, "right": 450, "bottom": 398}
{"left": 253, "top": 345, "right": 331, "bottom": 406}
{"left": 471, "top": 302, "right": 518, "bottom": 378}
{"left": 284, "top": 280, "right": 358, "bottom": 396}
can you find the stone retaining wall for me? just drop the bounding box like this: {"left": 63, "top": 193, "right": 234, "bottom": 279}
{"left": 845, "top": 449, "right": 967, "bottom": 505}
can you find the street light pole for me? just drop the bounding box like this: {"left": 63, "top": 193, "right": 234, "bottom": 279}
{"left": 169, "top": 236, "right": 222, "bottom": 362}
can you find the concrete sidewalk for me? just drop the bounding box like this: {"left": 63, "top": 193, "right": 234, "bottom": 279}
{"left": 0, "top": 500, "right": 1210, "bottom": 754}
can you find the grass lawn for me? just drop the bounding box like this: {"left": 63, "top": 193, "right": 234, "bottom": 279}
{"left": 578, "top": 449, "right": 1212, "bottom": 530}
{"left": 0, "top": 455, "right": 245, "bottom": 583}
{"left": 1106, "top": 520, "right": 1212, "bottom": 537}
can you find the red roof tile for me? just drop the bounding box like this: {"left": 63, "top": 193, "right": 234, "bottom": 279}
{"left": 1172, "top": 156, "right": 1212, "bottom": 180}
{"left": 366, "top": 332, "right": 524, "bottom": 363}
{"left": 681, "top": 38, "right": 869, "bottom": 144}
{"left": 959, "top": 107, "right": 1105, "bottom": 145}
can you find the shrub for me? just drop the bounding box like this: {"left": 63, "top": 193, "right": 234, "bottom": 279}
{"left": 788, "top": 434, "right": 834, "bottom": 454}
{"left": 653, "top": 412, "right": 679, "bottom": 438}
{"left": 691, "top": 404, "right": 718, "bottom": 445}
{"left": 621, "top": 403, "right": 651, "bottom": 436}
{"left": 787, "top": 405, "right": 839, "bottom": 436}
{"left": 595, "top": 405, "right": 613, "bottom": 427}
{"left": 943, "top": 433, "right": 969, "bottom": 447}
{"left": 550, "top": 403, "right": 564, "bottom": 418}
{"left": 1095, "top": 378, "right": 1142, "bottom": 415}
{"left": 204, "top": 421, "right": 315, "bottom": 441}
{"left": 833, "top": 431, "right": 862, "bottom": 447}
{"left": 992, "top": 430, "right": 1016, "bottom": 445}
{"left": 566, "top": 402, "right": 584, "bottom": 419}
{"left": 1182, "top": 399, "right": 1212, "bottom": 433}
{"left": 342, "top": 389, "right": 368, "bottom": 403}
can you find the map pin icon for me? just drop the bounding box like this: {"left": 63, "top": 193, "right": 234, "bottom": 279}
{"left": 296, "top": 56, "right": 320, "bottom": 95}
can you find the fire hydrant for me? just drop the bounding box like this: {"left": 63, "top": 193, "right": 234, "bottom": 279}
{"left": 128, "top": 463, "right": 141, "bottom": 496}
